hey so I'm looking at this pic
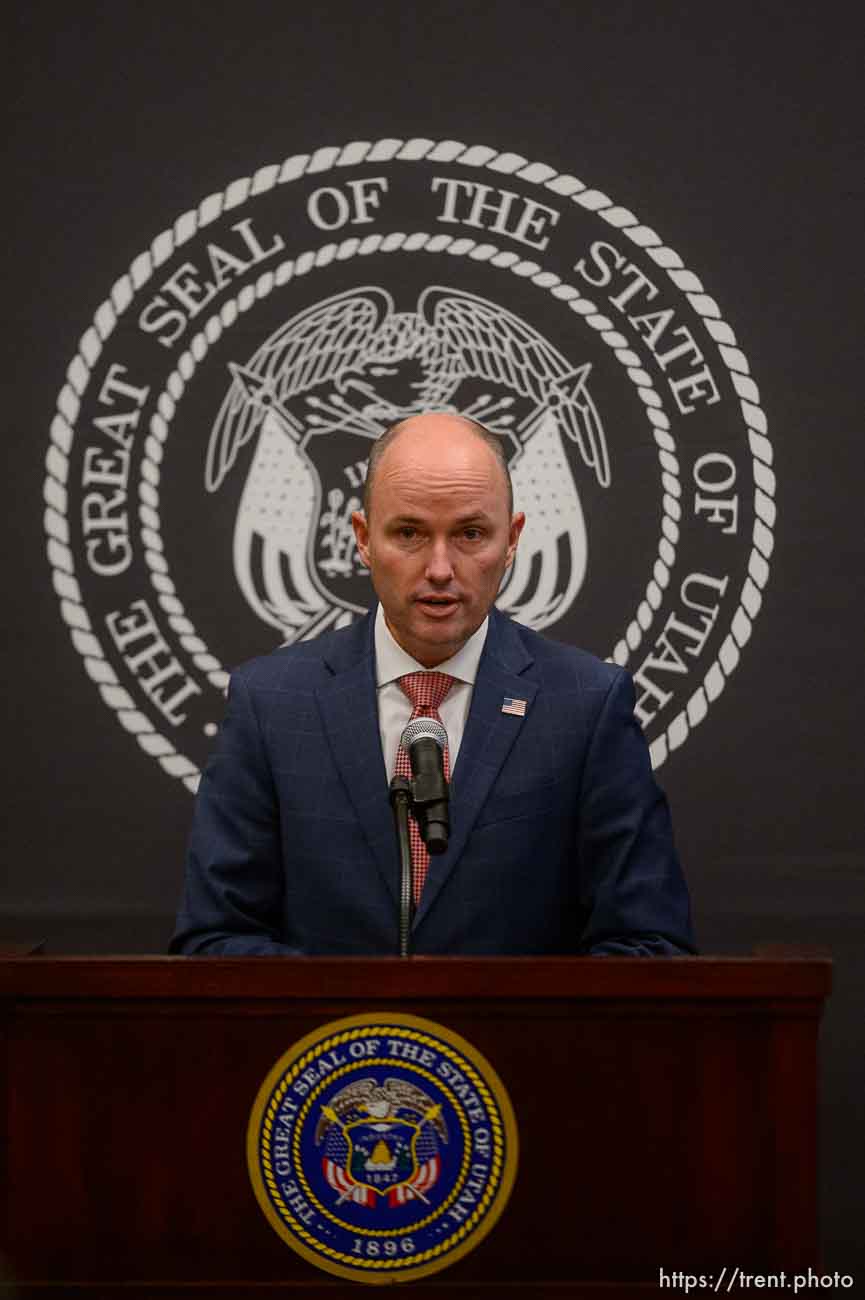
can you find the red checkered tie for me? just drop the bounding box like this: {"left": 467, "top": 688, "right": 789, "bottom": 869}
{"left": 395, "top": 671, "right": 454, "bottom": 903}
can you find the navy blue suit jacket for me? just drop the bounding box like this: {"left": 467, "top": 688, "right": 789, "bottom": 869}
{"left": 170, "top": 608, "right": 694, "bottom": 956}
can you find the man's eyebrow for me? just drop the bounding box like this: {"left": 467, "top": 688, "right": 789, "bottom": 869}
{"left": 453, "top": 512, "right": 492, "bottom": 525}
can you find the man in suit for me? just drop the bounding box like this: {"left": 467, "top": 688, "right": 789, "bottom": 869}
{"left": 171, "top": 412, "right": 694, "bottom": 956}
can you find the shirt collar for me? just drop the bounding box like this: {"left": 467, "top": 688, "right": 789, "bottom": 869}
{"left": 374, "top": 604, "right": 489, "bottom": 688}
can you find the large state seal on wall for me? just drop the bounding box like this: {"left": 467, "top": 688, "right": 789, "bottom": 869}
{"left": 44, "top": 138, "right": 774, "bottom": 789}
{"left": 246, "top": 1013, "right": 518, "bottom": 1284}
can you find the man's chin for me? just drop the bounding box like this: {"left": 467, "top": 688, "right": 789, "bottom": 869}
{"left": 411, "top": 611, "right": 485, "bottom": 662}
{"left": 388, "top": 615, "right": 457, "bottom": 664}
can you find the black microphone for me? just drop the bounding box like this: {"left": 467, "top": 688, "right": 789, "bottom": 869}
{"left": 399, "top": 717, "right": 450, "bottom": 854}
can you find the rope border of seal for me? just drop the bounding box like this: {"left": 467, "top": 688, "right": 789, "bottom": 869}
{"left": 139, "top": 231, "right": 678, "bottom": 692}
{"left": 44, "top": 137, "right": 774, "bottom": 784}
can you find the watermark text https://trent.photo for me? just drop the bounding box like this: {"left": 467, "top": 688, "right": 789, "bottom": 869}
{"left": 658, "top": 1266, "right": 855, "bottom": 1293}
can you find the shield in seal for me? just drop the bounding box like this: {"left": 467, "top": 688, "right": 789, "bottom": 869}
{"left": 342, "top": 1119, "right": 428, "bottom": 1193}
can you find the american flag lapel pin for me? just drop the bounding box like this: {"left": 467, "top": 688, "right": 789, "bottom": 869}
{"left": 501, "top": 697, "right": 527, "bottom": 717}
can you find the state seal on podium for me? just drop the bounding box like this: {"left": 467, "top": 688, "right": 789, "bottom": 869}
{"left": 247, "top": 1012, "right": 518, "bottom": 1284}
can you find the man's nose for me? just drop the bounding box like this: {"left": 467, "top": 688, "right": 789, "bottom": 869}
{"left": 425, "top": 538, "right": 455, "bottom": 584}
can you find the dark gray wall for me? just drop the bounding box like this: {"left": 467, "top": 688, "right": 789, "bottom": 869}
{"left": 4, "top": 0, "right": 862, "bottom": 1274}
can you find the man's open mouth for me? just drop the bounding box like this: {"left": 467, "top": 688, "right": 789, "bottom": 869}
{"left": 416, "top": 595, "right": 461, "bottom": 615}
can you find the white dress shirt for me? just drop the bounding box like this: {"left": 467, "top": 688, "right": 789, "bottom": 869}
{"left": 374, "top": 604, "right": 489, "bottom": 782}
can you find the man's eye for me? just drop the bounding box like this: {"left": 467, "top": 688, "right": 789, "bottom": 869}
{"left": 398, "top": 526, "right": 417, "bottom": 539}
{"left": 463, "top": 528, "right": 483, "bottom": 540}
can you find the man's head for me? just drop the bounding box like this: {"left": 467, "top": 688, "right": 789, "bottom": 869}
{"left": 352, "top": 412, "right": 525, "bottom": 668}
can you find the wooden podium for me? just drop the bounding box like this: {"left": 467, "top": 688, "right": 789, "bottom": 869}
{"left": 0, "top": 955, "right": 830, "bottom": 1297}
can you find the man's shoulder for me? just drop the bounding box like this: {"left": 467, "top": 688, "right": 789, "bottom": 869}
{"left": 231, "top": 617, "right": 370, "bottom": 692}
{"left": 500, "top": 613, "right": 623, "bottom": 692}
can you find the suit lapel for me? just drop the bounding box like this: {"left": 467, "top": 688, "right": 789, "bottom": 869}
{"left": 412, "top": 611, "right": 537, "bottom": 931}
{"left": 314, "top": 614, "right": 400, "bottom": 907}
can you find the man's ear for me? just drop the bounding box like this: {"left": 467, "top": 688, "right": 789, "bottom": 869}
{"left": 351, "top": 511, "right": 371, "bottom": 568}
{"left": 505, "top": 512, "right": 526, "bottom": 566}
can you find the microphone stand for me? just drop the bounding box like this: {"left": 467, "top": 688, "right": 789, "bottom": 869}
{"left": 388, "top": 776, "right": 414, "bottom": 957}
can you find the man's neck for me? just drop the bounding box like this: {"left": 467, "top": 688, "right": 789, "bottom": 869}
{"left": 373, "top": 606, "right": 490, "bottom": 687}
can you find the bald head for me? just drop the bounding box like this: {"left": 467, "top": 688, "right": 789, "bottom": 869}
{"left": 363, "top": 412, "right": 513, "bottom": 517}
